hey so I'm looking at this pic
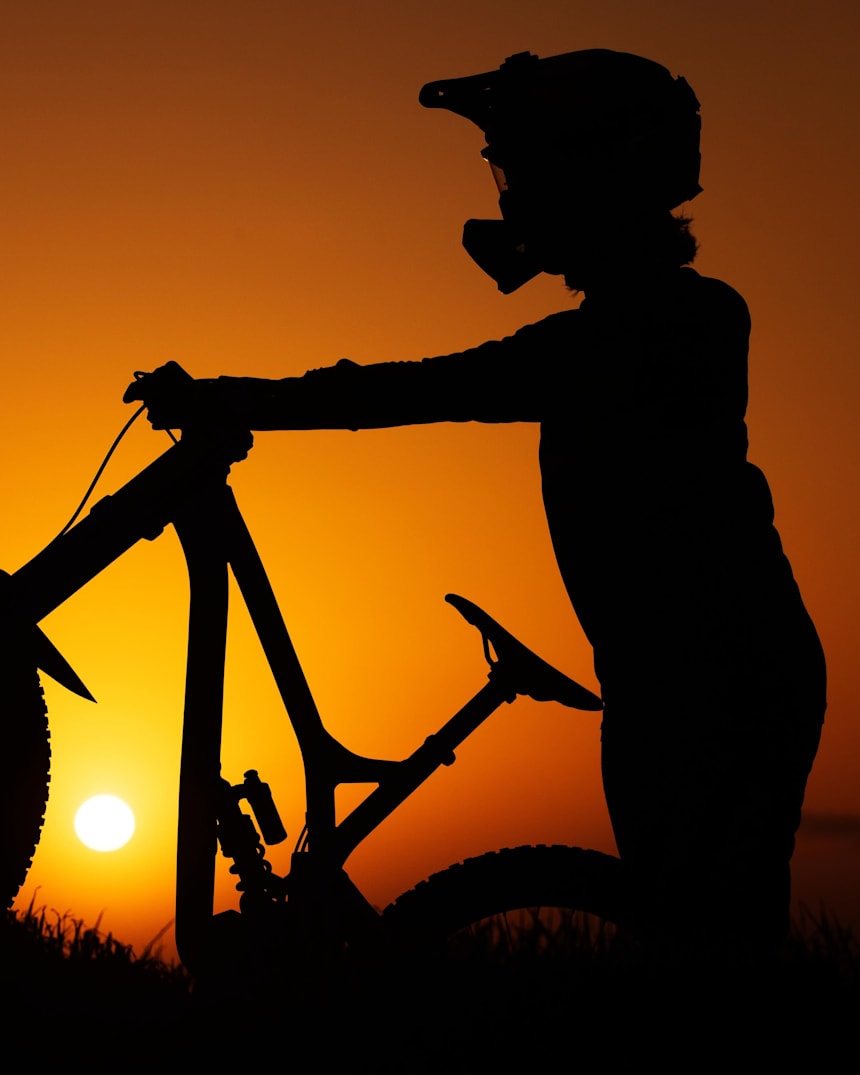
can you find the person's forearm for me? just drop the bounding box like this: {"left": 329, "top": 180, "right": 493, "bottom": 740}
{"left": 205, "top": 340, "right": 542, "bottom": 430}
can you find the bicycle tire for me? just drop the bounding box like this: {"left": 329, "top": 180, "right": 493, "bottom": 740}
{"left": 382, "top": 845, "right": 624, "bottom": 946}
{"left": 1, "top": 665, "right": 50, "bottom": 907}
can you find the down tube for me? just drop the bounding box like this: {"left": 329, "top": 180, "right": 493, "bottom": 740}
{"left": 5, "top": 438, "right": 239, "bottom": 626}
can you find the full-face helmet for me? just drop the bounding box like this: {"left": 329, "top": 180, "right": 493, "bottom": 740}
{"left": 420, "top": 49, "right": 702, "bottom": 292}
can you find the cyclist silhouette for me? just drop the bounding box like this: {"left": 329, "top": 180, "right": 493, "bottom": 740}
{"left": 128, "top": 50, "right": 826, "bottom": 955}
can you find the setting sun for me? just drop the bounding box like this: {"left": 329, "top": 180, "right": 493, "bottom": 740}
{"left": 74, "top": 796, "right": 136, "bottom": 852}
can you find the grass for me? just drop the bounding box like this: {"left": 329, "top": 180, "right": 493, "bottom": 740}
{"left": 1, "top": 897, "right": 190, "bottom": 1043}
{"left": 6, "top": 895, "right": 181, "bottom": 969}
{"left": 2, "top": 899, "right": 856, "bottom": 1066}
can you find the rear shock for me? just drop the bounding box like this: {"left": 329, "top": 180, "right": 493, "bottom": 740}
{"left": 217, "top": 770, "right": 288, "bottom": 910}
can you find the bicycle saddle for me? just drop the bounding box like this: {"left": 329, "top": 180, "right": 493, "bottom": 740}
{"left": 445, "top": 594, "right": 602, "bottom": 711}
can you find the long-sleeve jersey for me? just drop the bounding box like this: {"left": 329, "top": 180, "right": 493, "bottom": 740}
{"left": 209, "top": 267, "right": 823, "bottom": 709}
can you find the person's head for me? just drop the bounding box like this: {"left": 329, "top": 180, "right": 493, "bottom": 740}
{"left": 420, "top": 49, "right": 702, "bottom": 292}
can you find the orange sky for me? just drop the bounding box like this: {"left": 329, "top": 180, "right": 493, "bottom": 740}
{"left": 5, "top": 2, "right": 859, "bottom": 960}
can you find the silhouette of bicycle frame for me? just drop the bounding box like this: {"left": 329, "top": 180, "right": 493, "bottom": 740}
{"left": 4, "top": 423, "right": 622, "bottom": 974}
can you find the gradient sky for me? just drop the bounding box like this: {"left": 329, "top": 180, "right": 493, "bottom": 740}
{"left": 5, "top": 1, "right": 859, "bottom": 959}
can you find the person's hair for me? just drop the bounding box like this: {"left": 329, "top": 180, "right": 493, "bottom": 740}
{"left": 626, "top": 210, "right": 698, "bottom": 268}
{"left": 665, "top": 212, "right": 698, "bottom": 266}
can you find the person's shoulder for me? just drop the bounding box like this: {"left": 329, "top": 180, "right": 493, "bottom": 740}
{"left": 677, "top": 268, "right": 751, "bottom": 328}
{"left": 509, "top": 306, "right": 581, "bottom": 343}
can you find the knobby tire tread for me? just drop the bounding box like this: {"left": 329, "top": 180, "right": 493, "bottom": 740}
{"left": 383, "top": 845, "right": 624, "bottom": 942}
{"left": 1, "top": 666, "right": 50, "bottom": 907}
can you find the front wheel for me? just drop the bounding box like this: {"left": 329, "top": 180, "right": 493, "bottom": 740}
{"left": 1, "top": 665, "right": 50, "bottom": 907}
{"left": 382, "top": 845, "right": 624, "bottom": 950}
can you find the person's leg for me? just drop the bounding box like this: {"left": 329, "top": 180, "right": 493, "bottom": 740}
{"left": 601, "top": 699, "right": 824, "bottom": 958}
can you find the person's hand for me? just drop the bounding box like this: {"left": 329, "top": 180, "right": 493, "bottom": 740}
{"left": 123, "top": 361, "right": 197, "bottom": 430}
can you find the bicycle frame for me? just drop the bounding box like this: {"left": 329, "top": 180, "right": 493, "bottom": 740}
{"left": 5, "top": 427, "right": 599, "bottom": 972}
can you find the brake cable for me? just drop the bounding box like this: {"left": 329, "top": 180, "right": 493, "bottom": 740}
{"left": 51, "top": 406, "right": 178, "bottom": 542}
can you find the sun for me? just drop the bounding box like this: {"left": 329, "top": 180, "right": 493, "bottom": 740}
{"left": 74, "top": 795, "right": 136, "bottom": 852}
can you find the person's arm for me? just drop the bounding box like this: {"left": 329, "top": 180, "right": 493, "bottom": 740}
{"left": 125, "top": 318, "right": 565, "bottom": 431}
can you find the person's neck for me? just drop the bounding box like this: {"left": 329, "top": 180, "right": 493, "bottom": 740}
{"left": 571, "top": 258, "right": 682, "bottom": 303}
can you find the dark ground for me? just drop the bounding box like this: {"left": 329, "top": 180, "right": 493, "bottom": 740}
{"left": 2, "top": 905, "right": 856, "bottom": 1069}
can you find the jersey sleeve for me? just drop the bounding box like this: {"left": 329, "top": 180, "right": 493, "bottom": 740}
{"left": 202, "top": 316, "right": 572, "bottom": 430}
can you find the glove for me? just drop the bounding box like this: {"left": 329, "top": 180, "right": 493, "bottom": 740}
{"left": 123, "top": 361, "right": 198, "bottom": 430}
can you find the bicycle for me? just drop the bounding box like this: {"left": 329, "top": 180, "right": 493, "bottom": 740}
{"left": 1, "top": 381, "right": 623, "bottom": 977}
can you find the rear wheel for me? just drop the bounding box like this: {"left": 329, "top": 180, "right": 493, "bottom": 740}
{"left": 383, "top": 844, "right": 624, "bottom": 950}
{"left": 1, "top": 665, "right": 50, "bottom": 907}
